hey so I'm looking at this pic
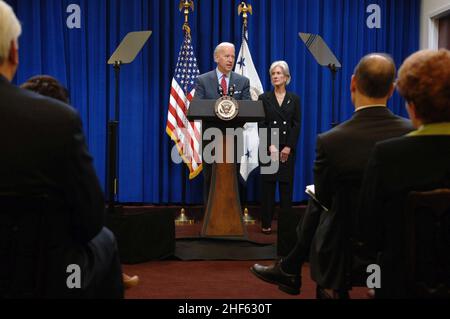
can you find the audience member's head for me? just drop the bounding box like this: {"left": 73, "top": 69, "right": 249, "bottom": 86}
{"left": 21, "top": 75, "right": 70, "bottom": 103}
{"left": 351, "top": 53, "right": 396, "bottom": 106}
{"left": 397, "top": 49, "right": 450, "bottom": 126}
{"left": 0, "top": 0, "right": 21, "bottom": 80}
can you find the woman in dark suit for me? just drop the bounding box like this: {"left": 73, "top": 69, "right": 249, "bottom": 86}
{"left": 259, "top": 61, "right": 301, "bottom": 234}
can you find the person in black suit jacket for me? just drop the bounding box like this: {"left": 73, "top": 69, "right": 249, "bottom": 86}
{"left": 251, "top": 53, "right": 414, "bottom": 297}
{"left": 0, "top": 1, "right": 123, "bottom": 298}
{"left": 193, "top": 42, "right": 251, "bottom": 205}
{"left": 258, "top": 61, "right": 301, "bottom": 235}
{"left": 358, "top": 49, "right": 450, "bottom": 299}
{"left": 20, "top": 74, "right": 140, "bottom": 290}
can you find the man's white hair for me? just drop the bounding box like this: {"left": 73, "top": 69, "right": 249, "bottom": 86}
{"left": 0, "top": 0, "right": 21, "bottom": 63}
{"left": 213, "top": 42, "right": 235, "bottom": 60}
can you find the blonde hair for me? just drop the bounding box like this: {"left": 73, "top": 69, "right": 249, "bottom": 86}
{"left": 0, "top": 0, "right": 21, "bottom": 63}
{"left": 269, "top": 60, "right": 291, "bottom": 85}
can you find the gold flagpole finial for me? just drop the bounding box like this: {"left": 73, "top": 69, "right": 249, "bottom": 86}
{"left": 237, "top": 2, "right": 253, "bottom": 28}
{"left": 179, "top": 0, "right": 194, "bottom": 35}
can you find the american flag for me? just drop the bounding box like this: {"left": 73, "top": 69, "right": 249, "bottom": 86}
{"left": 166, "top": 34, "right": 202, "bottom": 179}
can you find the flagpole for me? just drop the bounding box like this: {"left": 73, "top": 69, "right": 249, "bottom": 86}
{"left": 238, "top": 1, "right": 256, "bottom": 225}
{"left": 175, "top": 0, "right": 196, "bottom": 226}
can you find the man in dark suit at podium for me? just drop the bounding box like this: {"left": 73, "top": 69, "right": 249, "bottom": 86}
{"left": 194, "top": 42, "right": 251, "bottom": 205}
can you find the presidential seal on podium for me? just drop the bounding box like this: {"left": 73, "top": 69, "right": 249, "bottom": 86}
{"left": 215, "top": 96, "right": 239, "bottom": 121}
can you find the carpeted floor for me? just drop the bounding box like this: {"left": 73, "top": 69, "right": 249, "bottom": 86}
{"left": 122, "top": 221, "right": 370, "bottom": 299}
{"left": 122, "top": 261, "right": 369, "bottom": 299}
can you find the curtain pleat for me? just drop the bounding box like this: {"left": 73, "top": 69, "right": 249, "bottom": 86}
{"left": 8, "top": 0, "right": 420, "bottom": 204}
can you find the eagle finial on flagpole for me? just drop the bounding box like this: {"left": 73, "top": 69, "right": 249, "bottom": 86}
{"left": 179, "top": 0, "right": 194, "bottom": 36}
{"left": 237, "top": 2, "right": 253, "bottom": 28}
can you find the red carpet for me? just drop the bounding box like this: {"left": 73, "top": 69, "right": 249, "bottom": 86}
{"left": 122, "top": 220, "right": 369, "bottom": 299}
{"left": 123, "top": 261, "right": 369, "bottom": 299}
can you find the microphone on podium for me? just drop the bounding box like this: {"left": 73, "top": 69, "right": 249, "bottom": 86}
{"left": 229, "top": 84, "right": 236, "bottom": 97}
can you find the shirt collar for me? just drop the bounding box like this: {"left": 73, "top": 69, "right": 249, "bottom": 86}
{"left": 216, "top": 68, "right": 230, "bottom": 80}
{"left": 354, "top": 104, "right": 386, "bottom": 112}
{"left": 407, "top": 122, "right": 450, "bottom": 136}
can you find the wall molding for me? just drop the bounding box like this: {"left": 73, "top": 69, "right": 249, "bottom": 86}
{"left": 427, "top": 4, "right": 450, "bottom": 49}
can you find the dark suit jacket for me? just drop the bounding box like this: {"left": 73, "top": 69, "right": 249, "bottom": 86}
{"left": 358, "top": 134, "right": 450, "bottom": 298}
{"left": 0, "top": 74, "right": 104, "bottom": 245}
{"left": 193, "top": 70, "right": 250, "bottom": 164}
{"left": 258, "top": 91, "right": 301, "bottom": 182}
{"left": 309, "top": 106, "right": 414, "bottom": 290}
{"left": 194, "top": 70, "right": 250, "bottom": 101}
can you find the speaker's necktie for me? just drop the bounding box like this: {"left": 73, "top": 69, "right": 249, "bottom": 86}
{"left": 221, "top": 74, "right": 227, "bottom": 96}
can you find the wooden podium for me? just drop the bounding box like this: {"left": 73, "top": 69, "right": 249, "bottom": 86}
{"left": 187, "top": 99, "right": 265, "bottom": 239}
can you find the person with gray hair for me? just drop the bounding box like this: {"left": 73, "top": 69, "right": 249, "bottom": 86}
{"left": 0, "top": 0, "right": 123, "bottom": 298}
{"left": 0, "top": 0, "right": 21, "bottom": 79}
{"left": 251, "top": 53, "right": 413, "bottom": 298}
{"left": 194, "top": 42, "right": 251, "bottom": 206}
{"left": 257, "top": 60, "right": 301, "bottom": 236}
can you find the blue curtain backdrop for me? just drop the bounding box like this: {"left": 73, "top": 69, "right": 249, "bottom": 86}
{"left": 7, "top": 0, "right": 420, "bottom": 204}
